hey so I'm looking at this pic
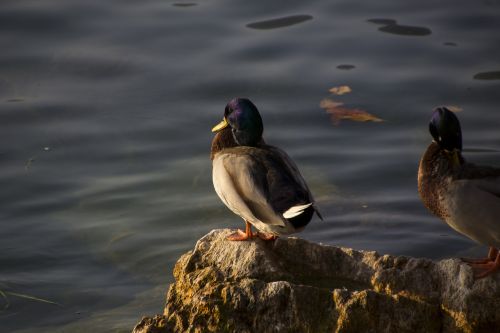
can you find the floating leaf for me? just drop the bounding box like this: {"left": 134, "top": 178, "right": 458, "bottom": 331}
{"left": 320, "top": 98, "right": 383, "bottom": 125}
{"left": 329, "top": 85, "right": 352, "bottom": 95}
{"left": 320, "top": 99, "right": 343, "bottom": 109}
{"left": 446, "top": 105, "right": 463, "bottom": 113}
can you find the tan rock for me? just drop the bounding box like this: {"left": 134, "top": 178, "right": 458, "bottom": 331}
{"left": 132, "top": 229, "right": 500, "bottom": 333}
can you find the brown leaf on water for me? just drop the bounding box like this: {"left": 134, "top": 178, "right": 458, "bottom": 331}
{"left": 446, "top": 105, "right": 463, "bottom": 112}
{"left": 320, "top": 99, "right": 343, "bottom": 109}
{"left": 329, "top": 85, "right": 352, "bottom": 95}
{"left": 320, "top": 98, "right": 383, "bottom": 125}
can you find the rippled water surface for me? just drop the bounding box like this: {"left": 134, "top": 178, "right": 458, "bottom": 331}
{"left": 1, "top": 0, "right": 500, "bottom": 331}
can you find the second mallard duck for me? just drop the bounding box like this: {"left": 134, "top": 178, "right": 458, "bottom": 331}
{"left": 418, "top": 107, "right": 500, "bottom": 278}
{"left": 211, "top": 98, "right": 322, "bottom": 241}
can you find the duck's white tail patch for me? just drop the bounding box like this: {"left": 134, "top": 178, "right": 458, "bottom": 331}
{"left": 283, "top": 203, "right": 313, "bottom": 219}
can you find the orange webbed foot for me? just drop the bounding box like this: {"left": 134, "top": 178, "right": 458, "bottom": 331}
{"left": 227, "top": 229, "right": 254, "bottom": 241}
{"left": 461, "top": 257, "right": 493, "bottom": 265}
{"left": 257, "top": 232, "right": 278, "bottom": 241}
{"left": 462, "top": 246, "right": 498, "bottom": 265}
{"left": 227, "top": 221, "right": 256, "bottom": 241}
{"left": 463, "top": 247, "right": 500, "bottom": 279}
{"left": 471, "top": 260, "right": 500, "bottom": 279}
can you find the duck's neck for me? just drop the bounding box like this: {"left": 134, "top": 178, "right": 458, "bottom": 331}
{"left": 419, "top": 142, "right": 465, "bottom": 177}
{"left": 210, "top": 127, "right": 238, "bottom": 160}
{"left": 210, "top": 127, "right": 266, "bottom": 160}
{"left": 417, "top": 142, "right": 464, "bottom": 219}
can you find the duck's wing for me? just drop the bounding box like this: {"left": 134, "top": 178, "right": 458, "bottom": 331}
{"left": 473, "top": 177, "right": 500, "bottom": 199}
{"left": 212, "top": 151, "right": 287, "bottom": 227}
{"left": 459, "top": 163, "right": 500, "bottom": 198}
{"left": 447, "top": 175, "right": 500, "bottom": 246}
{"left": 265, "top": 146, "right": 323, "bottom": 220}
{"left": 459, "top": 162, "right": 500, "bottom": 180}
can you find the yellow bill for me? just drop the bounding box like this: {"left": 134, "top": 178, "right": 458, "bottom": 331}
{"left": 211, "top": 118, "right": 229, "bottom": 132}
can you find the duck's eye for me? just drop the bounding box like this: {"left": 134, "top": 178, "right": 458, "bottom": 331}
{"left": 224, "top": 106, "right": 233, "bottom": 117}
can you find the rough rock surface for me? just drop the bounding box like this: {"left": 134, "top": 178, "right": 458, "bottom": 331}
{"left": 133, "top": 229, "right": 500, "bottom": 333}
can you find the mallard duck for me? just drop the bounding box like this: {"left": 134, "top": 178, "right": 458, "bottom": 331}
{"left": 418, "top": 107, "right": 500, "bottom": 278}
{"left": 210, "top": 98, "right": 322, "bottom": 241}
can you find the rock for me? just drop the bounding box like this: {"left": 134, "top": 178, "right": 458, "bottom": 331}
{"left": 133, "top": 315, "right": 172, "bottom": 333}
{"left": 132, "top": 229, "right": 500, "bottom": 333}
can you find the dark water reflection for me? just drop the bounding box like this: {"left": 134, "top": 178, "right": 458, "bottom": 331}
{"left": 172, "top": 3, "right": 198, "bottom": 7}
{"left": 336, "top": 64, "right": 356, "bottom": 70}
{"left": 246, "top": 15, "right": 313, "bottom": 30}
{"left": 1, "top": 0, "right": 500, "bottom": 332}
{"left": 368, "top": 18, "right": 432, "bottom": 36}
{"left": 473, "top": 71, "right": 500, "bottom": 80}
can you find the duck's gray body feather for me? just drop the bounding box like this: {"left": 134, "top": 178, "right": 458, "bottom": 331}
{"left": 212, "top": 145, "right": 314, "bottom": 236}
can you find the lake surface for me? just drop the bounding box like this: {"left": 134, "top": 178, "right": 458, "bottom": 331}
{"left": 1, "top": 0, "right": 500, "bottom": 331}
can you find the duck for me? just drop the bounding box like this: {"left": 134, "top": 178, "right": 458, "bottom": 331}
{"left": 210, "top": 97, "right": 322, "bottom": 241}
{"left": 418, "top": 107, "right": 500, "bottom": 279}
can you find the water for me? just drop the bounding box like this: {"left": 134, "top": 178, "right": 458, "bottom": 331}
{"left": 1, "top": 0, "right": 499, "bottom": 331}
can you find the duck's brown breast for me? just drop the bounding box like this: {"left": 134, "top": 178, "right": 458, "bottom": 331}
{"left": 418, "top": 142, "right": 452, "bottom": 220}
{"left": 211, "top": 127, "right": 238, "bottom": 160}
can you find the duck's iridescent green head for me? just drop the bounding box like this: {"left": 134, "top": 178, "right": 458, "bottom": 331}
{"left": 211, "top": 98, "right": 264, "bottom": 146}
{"left": 429, "top": 107, "right": 462, "bottom": 152}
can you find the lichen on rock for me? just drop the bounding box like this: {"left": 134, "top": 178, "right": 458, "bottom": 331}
{"left": 132, "top": 229, "right": 500, "bottom": 333}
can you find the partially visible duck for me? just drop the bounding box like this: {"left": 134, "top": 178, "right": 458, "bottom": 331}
{"left": 418, "top": 107, "right": 500, "bottom": 278}
{"left": 211, "top": 98, "right": 322, "bottom": 241}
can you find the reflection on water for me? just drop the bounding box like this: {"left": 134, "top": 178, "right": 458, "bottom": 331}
{"left": 473, "top": 71, "right": 500, "bottom": 80}
{"left": 368, "top": 19, "right": 432, "bottom": 36}
{"left": 172, "top": 3, "right": 198, "bottom": 7}
{"left": 336, "top": 64, "right": 356, "bottom": 70}
{"left": 378, "top": 25, "right": 432, "bottom": 36}
{"left": 246, "top": 15, "right": 313, "bottom": 30}
{"left": 368, "top": 18, "right": 432, "bottom": 36}
{"left": 1, "top": 0, "right": 500, "bottom": 332}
